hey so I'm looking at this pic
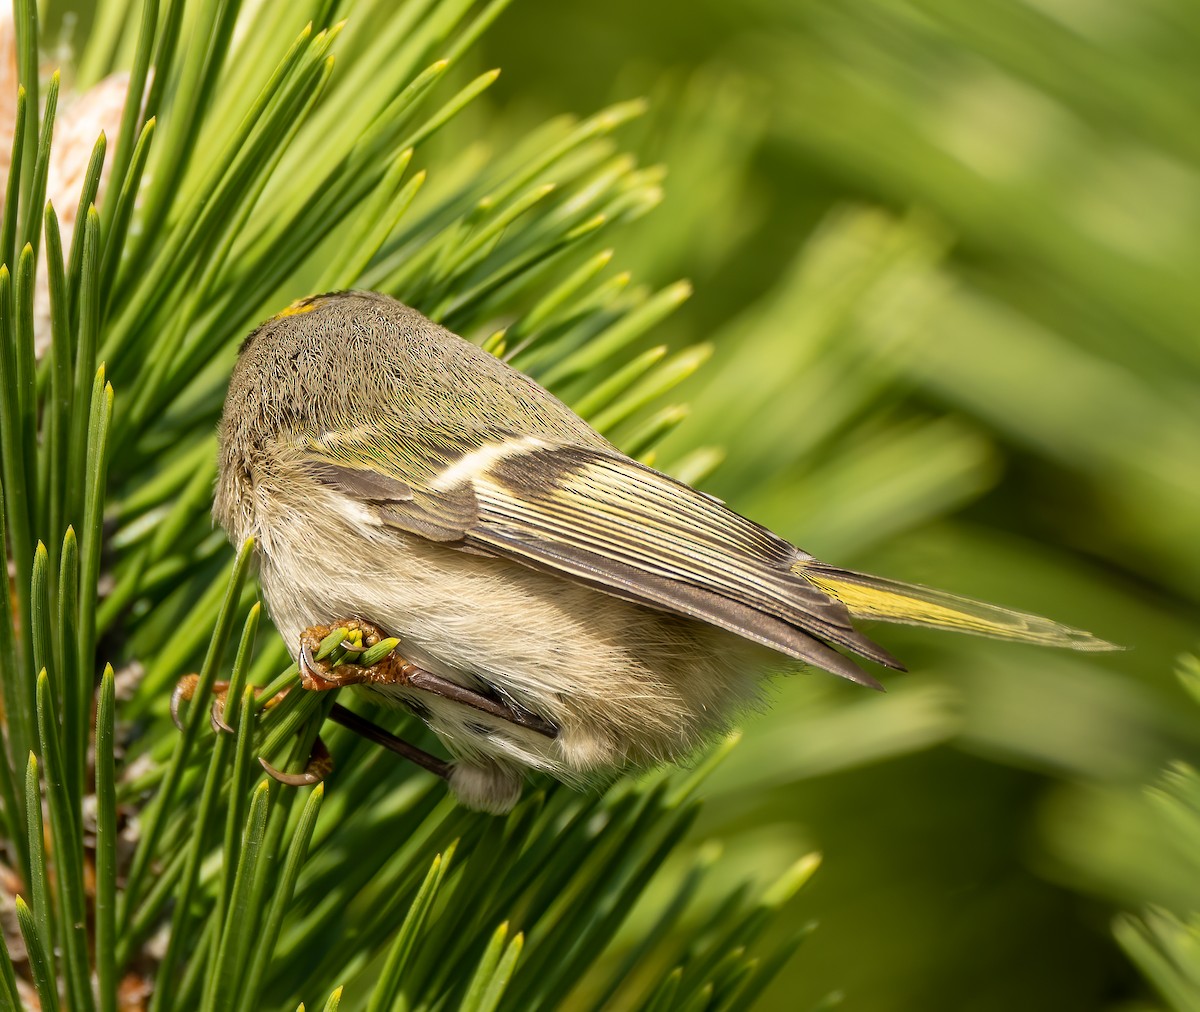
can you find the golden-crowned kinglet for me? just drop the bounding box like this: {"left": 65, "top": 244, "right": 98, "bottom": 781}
{"left": 214, "top": 290, "right": 1113, "bottom": 813}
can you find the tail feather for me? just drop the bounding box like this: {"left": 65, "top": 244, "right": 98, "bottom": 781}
{"left": 797, "top": 562, "right": 1119, "bottom": 652}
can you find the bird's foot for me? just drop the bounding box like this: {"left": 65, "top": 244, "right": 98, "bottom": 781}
{"left": 218, "top": 619, "right": 560, "bottom": 796}
{"left": 170, "top": 675, "right": 286, "bottom": 733}
{"left": 172, "top": 672, "right": 329, "bottom": 783}
{"left": 297, "top": 620, "right": 557, "bottom": 738}
{"left": 298, "top": 619, "right": 414, "bottom": 690}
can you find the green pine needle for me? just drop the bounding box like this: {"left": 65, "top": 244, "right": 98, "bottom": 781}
{"left": 0, "top": 4, "right": 826, "bottom": 1010}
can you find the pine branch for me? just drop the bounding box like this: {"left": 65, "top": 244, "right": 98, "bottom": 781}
{"left": 0, "top": 2, "right": 823, "bottom": 1009}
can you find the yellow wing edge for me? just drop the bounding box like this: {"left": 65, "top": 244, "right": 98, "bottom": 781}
{"left": 798, "top": 564, "right": 1120, "bottom": 652}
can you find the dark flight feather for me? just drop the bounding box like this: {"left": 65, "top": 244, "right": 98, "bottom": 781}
{"left": 304, "top": 437, "right": 904, "bottom": 684}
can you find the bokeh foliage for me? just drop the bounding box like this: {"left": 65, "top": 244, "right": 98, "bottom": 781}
{"left": 1103, "top": 656, "right": 1200, "bottom": 1012}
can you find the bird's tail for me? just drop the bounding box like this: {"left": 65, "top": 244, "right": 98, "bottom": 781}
{"left": 796, "top": 561, "right": 1119, "bottom": 652}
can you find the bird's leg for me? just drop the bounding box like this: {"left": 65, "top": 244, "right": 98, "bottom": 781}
{"left": 257, "top": 617, "right": 562, "bottom": 790}
{"left": 329, "top": 704, "right": 452, "bottom": 778}
{"left": 258, "top": 705, "right": 453, "bottom": 787}
{"left": 253, "top": 621, "right": 456, "bottom": 788}
{"left": 298, "top": 620, "right": 559, "bottom": 738}
{"left": 403, "top": 669, "right": 558, "bottom": 738}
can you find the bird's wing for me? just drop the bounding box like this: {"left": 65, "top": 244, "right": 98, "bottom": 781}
{"left": 302, "top": 431, "right": 900, "bottom": 687}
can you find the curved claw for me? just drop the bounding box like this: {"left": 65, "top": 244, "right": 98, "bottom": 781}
{"left": 300, "top": 640, "right": 357, "bottom": 690}
{"left": 299, "top": 641, "right": 333, "bottom": 684}
{"left": 258, "top": 735, "right": 333, "bottom": 787}
{"left": 300, "top": 640, "right": 319, "bottom": 676}
{"left": 170, "top": 675, "right": 200, "bottom": 731}
{"left": 259, "top": 756, "right": 324, "bottom": 787}
{"left": 210, "top": 696, "right": 234, "bottom": 735}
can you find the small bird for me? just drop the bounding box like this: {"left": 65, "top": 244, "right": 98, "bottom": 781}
{"left": 213, "top": 290, "right": 1114, "bottom": 813}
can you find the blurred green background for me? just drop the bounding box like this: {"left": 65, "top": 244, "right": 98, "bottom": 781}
{"left": 466, "top": 1, "right": 1200, "bottom": 1009}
